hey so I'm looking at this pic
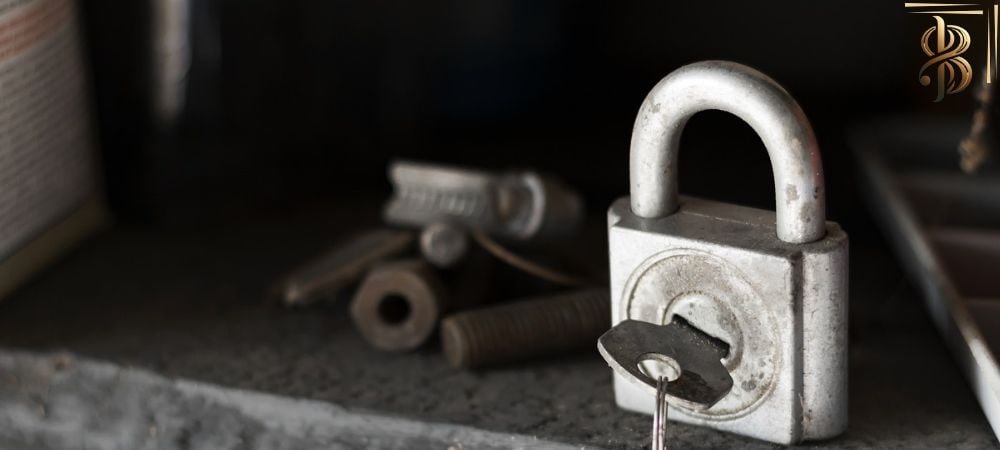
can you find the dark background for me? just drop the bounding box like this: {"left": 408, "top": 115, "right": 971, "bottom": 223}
{"left": 79, "top": 0, "right": 967, "bottom": 241}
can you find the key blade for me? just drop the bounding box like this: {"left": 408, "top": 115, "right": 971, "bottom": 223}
{"left": 597, "top": 319, "right": 733, "bottom": 410}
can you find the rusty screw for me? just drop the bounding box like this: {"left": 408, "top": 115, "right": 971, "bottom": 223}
{"left": 440, "top": 288, "right": 610, "bottom": 369}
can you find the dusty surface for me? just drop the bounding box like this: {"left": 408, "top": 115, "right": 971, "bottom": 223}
{"left": 0, "top": 350, "right": 574, "bottom": 449}
{"left": 0, "top": 204, "right": 995, "bottom": 448}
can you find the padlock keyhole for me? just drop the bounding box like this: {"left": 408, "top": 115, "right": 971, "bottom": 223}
{"left": 672, "top": 315, "right": 731, "bottom": 359}
{"left": 635, "top": 317, "right": 731, "bottom": 386}
{"left": 665, "top": 292, "right": 742, "bottom": 367}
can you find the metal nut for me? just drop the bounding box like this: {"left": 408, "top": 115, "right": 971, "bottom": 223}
{"left": 350, "top": 259, "right": 447, "bottom": 352}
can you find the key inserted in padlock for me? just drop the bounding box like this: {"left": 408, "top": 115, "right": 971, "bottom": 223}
{"left": 598, "top": 319, "right": 734, "bottom": 411}
{"left": 605, "top": 60, "right": 848, "bottom": 444}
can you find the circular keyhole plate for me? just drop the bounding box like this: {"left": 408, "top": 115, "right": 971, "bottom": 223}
{"left": 622, "top": 248, "right": 780, "bottom": 419}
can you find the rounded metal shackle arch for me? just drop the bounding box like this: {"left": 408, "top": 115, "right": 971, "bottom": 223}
{"left": 629, "top": 60, "right": 826, "bottom": 244}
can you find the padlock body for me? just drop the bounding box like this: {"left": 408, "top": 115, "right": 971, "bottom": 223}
{"left": 607, "top": 196, "right": 848, "bottom": 444}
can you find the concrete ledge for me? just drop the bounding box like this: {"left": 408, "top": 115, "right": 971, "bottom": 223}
{"left": 0, "top": 350, "right": 580, "bottom": 449}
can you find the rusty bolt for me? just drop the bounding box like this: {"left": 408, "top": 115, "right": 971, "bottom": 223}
{"left": 440, "top": 288, "right": 610, "bottom": 369}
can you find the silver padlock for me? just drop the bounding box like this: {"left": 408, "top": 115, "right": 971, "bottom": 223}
{"left": 607, "top": 60, "right": 848, "bottom": 444}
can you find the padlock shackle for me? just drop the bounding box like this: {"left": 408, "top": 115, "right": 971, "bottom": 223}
{"left": 629, "top": 60, "right": 826, "bottom": 244}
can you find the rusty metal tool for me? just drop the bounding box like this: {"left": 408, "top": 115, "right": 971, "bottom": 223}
{"left": 439, "top": 288, "right": 608, "bottom": 369}
{"left": 274, "top": 229, "right": 414, "bottom": 306}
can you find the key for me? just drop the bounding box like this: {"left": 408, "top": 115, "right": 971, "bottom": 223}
{"left": 653, "top": 376, "right": 669, "bottom": 449}
{"left": 598, "top": 319, "right": 733, "bottom": 448}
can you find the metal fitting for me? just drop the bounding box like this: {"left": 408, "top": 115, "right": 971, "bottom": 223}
{"left": 350, "top": 259, "right": 448, "bottom": 352}
{"left": 384, "top": 160, "right": 584, "bottom": 242}
{"left": 275, "top": 229, "right": 414, "bottom": 306}
{"left": 440, "top": 288, "right": 609, "bottom": 369}
{"left": 419, "top": 222, "right": 470, "bottom": 269}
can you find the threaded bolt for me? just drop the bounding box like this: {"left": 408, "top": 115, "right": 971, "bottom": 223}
{"left": 440, "top": 288, "right": 610, "bottom": 369}
{"left": 384, "top": 160, "right": 584, "bottom": 242}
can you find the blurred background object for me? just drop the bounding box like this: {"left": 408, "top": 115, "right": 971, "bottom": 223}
{"left": 854, "top": 114, "right": 1000, "bottom": 440}
{"left": 959, "top": 73, "right": 996, "bottom": 173}
{"left": 384, "top": 160, "right": 583, "bottom": 242}
{"left": 440, "top": 288, "right": 609, "bottom": 369}
{"left": 0, "top": 0, "right": 105, "bottom": 299}
{"left": 274, "top": 228, "right": 415, "bottom": 306}
{"left": 80, "top": 0, "right": 917, "bottom": 236}
{"left": 350, "top": 259, "right": 452, "bottom": 352}
{"left": 419, "top": 222, "right": 470, "bottom": 269}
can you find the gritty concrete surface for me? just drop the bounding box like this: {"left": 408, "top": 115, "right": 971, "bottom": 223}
{"left": 0, "top": 203, "right": 996, "bottom": 448}
{"left": 0, "top": 350, "right": 574, "bottom": 449}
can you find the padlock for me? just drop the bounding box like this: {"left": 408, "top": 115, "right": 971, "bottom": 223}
{"left": 607, "top": 60, "right": 848, "bottom": 444}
